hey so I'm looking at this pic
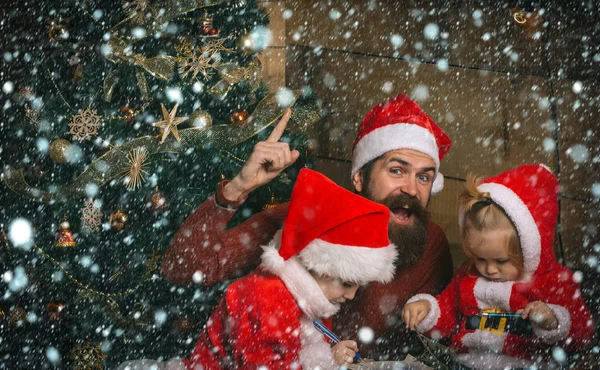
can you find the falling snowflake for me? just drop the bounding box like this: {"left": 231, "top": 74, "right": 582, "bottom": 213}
{"left": 81, "top": 199, "right": 102, "bottom": 233}
{"left": 121, "top": 146, "right": 150, "bottom": 190}
{"left": 24, "top": 106, "right": 40, "bottom": 124}
{"left": 122, "top": 0, "right": 155, "bottom": 23}
{"left": 68, "top": 106, "right": 102, "bottom": 142}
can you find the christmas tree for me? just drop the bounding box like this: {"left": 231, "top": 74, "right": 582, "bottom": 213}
{"left": 0, "top": 0, "right": 319, "bottom": 367}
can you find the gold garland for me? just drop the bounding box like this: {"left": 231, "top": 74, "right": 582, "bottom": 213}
{"left": 33, "top": 243, "right": 157, "bottom": 298}
{"left": 223, "top": 150, "right": 245, "bottom": 165}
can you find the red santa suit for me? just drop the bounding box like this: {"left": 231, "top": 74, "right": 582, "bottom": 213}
{"left": 408, "top": 164, "right": 594, "bottom": 370}
{"left": 183, "top": 169, "right": 398, "bottom": 369}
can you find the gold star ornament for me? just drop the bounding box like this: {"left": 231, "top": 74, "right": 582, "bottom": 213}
{"left": 153, "top": 103, "right": 188, "bottom": 143}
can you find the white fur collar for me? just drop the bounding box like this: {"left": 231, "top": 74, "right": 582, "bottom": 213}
{"left": 261, "top": 233, "right": 340, "bottom": 319}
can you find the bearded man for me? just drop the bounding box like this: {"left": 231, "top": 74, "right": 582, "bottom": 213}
{"left": 161, "top": 93, "right": 454, "bottom": 359}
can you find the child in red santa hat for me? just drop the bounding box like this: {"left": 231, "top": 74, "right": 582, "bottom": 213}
{"left": 402, "top": 164, "right": 594, "bottom": 370}
{"left": 173, "top": 168, "right": 397, "bottom": 369}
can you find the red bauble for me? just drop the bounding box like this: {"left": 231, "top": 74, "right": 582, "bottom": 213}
{"left": 146, "top": 189, "right": 168, "bottom": 212}
{"left": 55, "top": 217, "right": 77, "bottom": 248}
{"left": 120, "top": 105, "right": 135, "bottom": 123}
{"left": 47, "top": 301, "right": 66, "bottom": 320}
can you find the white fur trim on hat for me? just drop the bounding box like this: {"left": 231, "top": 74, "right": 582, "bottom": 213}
{"left": 473, "top": 279, "right": 514, "bottom": 311}
{"left": 532, "top": 303, "right": 571, "bottom": 344}
{"left": 261, "top": 233, "right": 340, "bottom": 319}
{"left": 455, "top": 353, "right": 535, "bottom": 370}
{"left": 297, "top": 238, "right": 398, "bottom": 285}
{"left": 116, "top": 358, "right": 187, "bottom": 370}
{"left": 431, "top": 172, "right": 444, "bottom": 195}
{"left": 352, "top": 123, "right": 441, "bottom": 176}
{"left": 461, "top": 330, "right": 506, "bottom": 353}
{"left": 477, "top": 183, "right": 541, "bottom": 278}
{"left": 298, "top": 316, "right": 337, "bottom": 370}
{"left": 407, "top": 294, "right": 440, "bottom": 333}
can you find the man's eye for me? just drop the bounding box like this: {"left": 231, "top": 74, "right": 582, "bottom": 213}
{"left": 390, "top": 168, "right": 403, "bottom": 175}
{"left": 419, "top": 174, "right": 431, "bottom": 182}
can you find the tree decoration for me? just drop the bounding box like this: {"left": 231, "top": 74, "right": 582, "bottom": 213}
{"left": 178, "top": 50, "right": 215, "bottom": 80}
{"left": 176, "top": 39, "right": 230, "bottom": 81}
{"left": 48, "top": 22, "right": 69, "bottom": 41}
{"left": 122, "top": 0, "right": 156, "bottom": 24}
{"left": 49, "top": 138, "right": 72, "bottom": 164}
{"left": 70, "top": 342, "right": 106, "bottom": 370}
{"left": 120, "top": 105, "right": 135, "bottom": 123}
{"left": 19, "top": 86, "right": 35, "bottom": 101}
{"left": 202, "top": 36, "right": 233, "bottom": 54}
{"left": 109, "top": 208, "right": 128, "bottom": 230}
{"left": 9, "top": 306, "right": 27, "bottom": 327}
{"left": 189, "top": 109, "right": 213, "bottom": 129}
{"left": 46, "top": 301, "right": 66, "bottom": 321}
{"left": 55, "top": 217, "right": 77, "bottom": 248}
{"left": 68, "top": 106, "right": 103, "bottom": 142}
{"left": 237, "top": 28, "right": 253, "bottom": 55}
{"left": 262, "top": 194, "right": 279, "bottom": 211}
{"left": 146, "top": 187, "right": 167, "bottom": 212}
{"left": 172, "top": 316, "right": 197, "bottom": 334}
{"left": 199, "top": 13, "right": 218, "bottom": 36}
{"left": 81, "top": 199, "right": 103, "bottom": 233}
{"left": 229, "top": 106, "right": 248, "bottom": 125}
{"left": 121, "top": 147, "right": 150, "bottom": 190}
{"left": 153, "top": 104, "right": 187, "bottom": 143}
{"left": 24, "top": 106, "right": 40, "bottom": 124}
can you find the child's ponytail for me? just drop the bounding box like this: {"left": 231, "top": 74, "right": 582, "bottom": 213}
{"left": 459, "top": 173, "right": 524, "bottom": 275}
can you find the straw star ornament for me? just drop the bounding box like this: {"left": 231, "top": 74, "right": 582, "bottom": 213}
{"left": 153, "top": 103, "right": 188, "bottom": 143}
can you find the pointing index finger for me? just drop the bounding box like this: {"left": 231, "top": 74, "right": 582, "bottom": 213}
{"left": 266, "top": 108, "right": 292, "bottom": 142}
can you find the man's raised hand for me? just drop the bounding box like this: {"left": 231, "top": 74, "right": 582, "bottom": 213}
{"left": 223, "top": 108, "right": 300, "bottom": 202}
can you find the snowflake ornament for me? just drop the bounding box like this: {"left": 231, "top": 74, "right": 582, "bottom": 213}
{"left": 81, "top": 199, "right": 102, "bottom": 233}
{"left": 178, "top": 52, "right": 215, "bottom": 80}
{"left": 176, "top": 38, "right": 230, "bottom": 81}
{"left": 68, "top": 106, "right": 102, "bottom": 142}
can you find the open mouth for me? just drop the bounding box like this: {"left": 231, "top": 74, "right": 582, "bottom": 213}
{"left": 390, "top": 206, "right": 414, "bottom": 224}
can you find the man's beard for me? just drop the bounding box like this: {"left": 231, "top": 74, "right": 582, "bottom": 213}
{"left": 364, "top": 188, "right": 431, "bottom": 267}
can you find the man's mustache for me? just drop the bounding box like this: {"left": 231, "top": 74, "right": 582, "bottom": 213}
{"left": 377, "top": 193, "right": 428, "bottom": 217}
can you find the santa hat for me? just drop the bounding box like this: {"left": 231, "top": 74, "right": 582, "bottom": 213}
{"left": 351, "top": 94, "right": 452, "bottom": 195}
{"left": 261, "top": 169, "right": 398, "bottom": 285}
{"left": 461, "top": 164, "right": 560, "bottom": 278}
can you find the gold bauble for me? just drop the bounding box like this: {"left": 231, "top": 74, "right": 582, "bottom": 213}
{"left": 48, "top": 22, "right": 69, "bottom": 41}
{"left": 110, "top": 208, "right": 128, "bottom": 230}
{"left": 49, "top": 138, "right": 72, "bottom": 164}
{"left": 189, "top": 109, "right": 213, "bottom": 130}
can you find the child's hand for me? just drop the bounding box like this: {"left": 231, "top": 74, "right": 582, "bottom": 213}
{"left": 518, "top": 301, "right": 558, "bottom": 330}
{"left": 331, "top": 340, "right": 358, "bottom": 366}
{"left": 402, "top": 300, "right": 431, "bottom": 331}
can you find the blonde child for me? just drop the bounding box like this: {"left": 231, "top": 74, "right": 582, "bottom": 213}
{"left": 119, "top": 169, "right": 397, "bottom": 369}
{"left": 402, "top": 164, "right": 594, "bottom": 369}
